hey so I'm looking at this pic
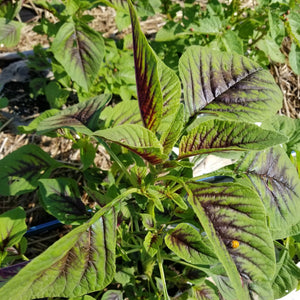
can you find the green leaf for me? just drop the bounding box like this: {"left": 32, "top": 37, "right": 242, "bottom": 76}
{"left": 93, "top": 124, "right": 168, "bottom": 164}
{"left": 157, "top": 58, "right": 181, "bottom": 119}
{"left": 141, "top": 213, "right": 155, "bottom": 230}
{"left": 51, "top": 21, "right": 104, "bottom": 91}
{"left": 45, "top": 81, "right": 70, "bottom": 109}
{"left": 221, "top": 30, "right": 244, "bottom": 55}
{"left": 0, "top": 208, "right": 117, "bottom": 299}
{"left": 272, "top": 250, "right": 300, "bottom": 299}
{"left": 0, "top": 207, "right": 26, "bottom": 253}
{"left": 73, "top": 139, "right": 96, "bottom": 170}
{"left": 160, "top": 104, "right": 184, "bottom": 155}
{"left": 268, "top": 11, "right": 285, "bottom": 44}
{"left": 18, "top": 109, "right": 60, "bottom": 134}
{"left": 165, "top": 191, "right": 188, "bottom": 210}
{"left": 179, "top": 46, "right": 283, "bottom": 122}
{"left": 0, "top": 18, "right": 23, "bottom": 47}
{"left": 0, "top": 97, "right": 8, "bottom": 109}
{"left": 197, "top": 16, "right": 222, "bottom": 35}
{"left": 257, "top": 36, "right": 286, "bottom": 63}
{"left": 165, "top": 223, "right": 217, "bottom": 265}
{"left": 234, "top": 146, "right": 300, "bottom": 239}
{"left": 145, "top": 188, "right": 164, "bottom": 212}
{"left": 288, "top": 11, "right": 300, "bottom": 46}
{"left": 0, "top": 144, "right": 61, "bottom": 196}
{"left": 101, "top": 290, "right": 123, "bottom": 300}
{"left": 143, "top": 231, "right": 162, "bottom": 257}
{"left": 37, "top": 94, "right": 111, "bottom": 135}
{"left": 178, "top": 119, "right": 287, "bottom": 159}
{"left": 289, "top": 42, "right": 300, "bottom": 75}
{"left": 187, "top": 182, "right": 275, "bottom": 299}
{"left": 128, "top": 0, "right": 163, "bottom": 132}
{"left": 191, "top": 281, "right": 219, "bottom": 300}
{"left": 101, "top": 100, "right": 142, "bottom": 128}
{"left": 263, "top": 115, "right": 300, "bottom": 151}
{"left": 38, "top": 178, "right": 91, "bottom": 225}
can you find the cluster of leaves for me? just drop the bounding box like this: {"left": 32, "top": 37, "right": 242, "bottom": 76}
{"left": 152, "top": 0, "right": 300, "bottom": 74}
{"left": 1, "top": 1, "right": 300, "bottom": 300}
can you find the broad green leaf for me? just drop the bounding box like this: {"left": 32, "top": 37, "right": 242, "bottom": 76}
{"left": 73, "top": 139, "right": 96, "bottom": 170}
{"left": 221, "top": 30, "right": 244, "bottom": 55}
{"left": 263, "top": 115, "right": 300, "bottom": 151}
{"left": 179, "top": 46, "right": 283, "bottom": 122}
{"left": 157, "top": 58, "right": 181, "bottom": 119}
{"left": 165, "top": 223, "right": 217, "bottom": 265}
{"left": 191, "top": 281, "right": 219, "bottom": 300}
{"left": 128, "top": 0, "right": 163, "bottom": 132}
{"left": 38, "top": 178, "right": 91, "bottom": 225}
{"left": 0, "top": 18, "right": 23, "bottom": 47}
{"left": 51, "top": 21, "right": 104, "bottom": 91}
{"left": 234, "top": 146, "right": 300, "bottom": 239}
{"left": 141, "top": 213, "right": 155, "bottom": 230}
{"left": 187, "top": 182, "right": 275, "bottom": 299}
{"left": 37, "top": 94, "right": 111, "bottom": 135}
{"left": 165, "top": 191, "right": 188, "bottom": 210}
{"left": 257, "top": 36, "right": 286, "bottom": 63}
{"left": 0, "top": 144, "right": 61, "bottom": 196}
{"left": 178, "top": 119, "right": 287, "bottom": 159}
{"left": 288, "top": 11, "right": 300, "bottom": 47}
{"left": 212, "top": 274, "right": 273, "bottom": 300}
{"left": 155, "top": 22, "right": 183, "bottom": 42}
{"left": 145, "top": 188, "right": 164, "bottom": 212}
{"left": 0, "top": 207, "right": 26, "bottom": 253}
{"left": 289, "top": 42, "right": 300, "bottom": 75}
{"left": 93, "top": 124, "right": 167, "bottom": 164}
{"left": 18, "top": 109, "right": 60, "bottom": 134}
{"left": 101, "top": 290, "right": 123, "bottom": 300}
{"left": 0, "top": 208, "right": 117, "bottom": 299}
{"left": 45, "top": 81, "right": 70, "bottom": 109}
{"left": 197, "top": 16, "right": 222, "bottom": 35}
{"left": 144, "top": 231, "right": 162, "bottom": 257}
{"left": 160, "top": 104, "right": 184, "bottom": 155}
{"left": 268, "top": 11, "right": 285, "bottom": 44}
{"left": 101, "top": 99, "right": 142, "bottom": 128}
{"left": 272, "top": 250, "right": 300, "bottom": 299}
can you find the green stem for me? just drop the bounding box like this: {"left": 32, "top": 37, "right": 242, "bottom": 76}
{"left": 157, "top": 249, "right": 170, "bottom": 300}
{"left": 21, "top": 254, "right": 30, "bottom": 261}
{"left": 148, "top": 275, "right": 160, "bottom": 298}
{"left": 89, "top": 188, "right": 139, "bottom": 225}
{"left": 97, "top": 139, "right": 138, "bottom": 187}
{"left": 186, "top": 191, "right": 250, "bottom": 300}
{"left": 116, "top": 247, "right": 142, "bottom": 258}
{"left": 162, "top": 256, "right": 211, "bottom": 272}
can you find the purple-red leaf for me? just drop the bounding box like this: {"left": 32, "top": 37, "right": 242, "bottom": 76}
{"left": 128, "top": 0, "right": 163, "bottom": 132}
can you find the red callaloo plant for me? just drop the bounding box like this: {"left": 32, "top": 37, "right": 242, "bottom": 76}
{"left": 1, "top": 1, "right": 300, "bottom": 299}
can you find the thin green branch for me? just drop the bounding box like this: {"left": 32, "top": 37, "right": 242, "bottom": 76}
{"left": 157, "top": 249, "right": 170, "bottom": 300}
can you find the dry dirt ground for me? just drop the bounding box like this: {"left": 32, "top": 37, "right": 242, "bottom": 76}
{"left": 0, "top": 1, "right": 299, "bottom": 258}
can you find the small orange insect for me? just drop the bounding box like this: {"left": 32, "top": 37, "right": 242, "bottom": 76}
{"left": 231, "top": 240, "right": 240, "bottom": 249}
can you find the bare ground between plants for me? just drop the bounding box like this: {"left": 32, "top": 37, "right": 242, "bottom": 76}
{"left": 0, "top": 2, "right": 299, "bottom": 258}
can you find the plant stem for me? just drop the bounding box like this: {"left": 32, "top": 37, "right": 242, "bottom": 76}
{"left": 157, "top": 249, "right": 170, "bottom": 300}
{"left": 162, "top": 256, "right": 209, "bottom": 272}
{"left": 116, "top": 247, "right": 142, "bottom": 258}
{"left": 97, "top": 139, "right": 138, "bottom": 187}
{"left": 89, "top": 188, "right": 139, "bottom": 225}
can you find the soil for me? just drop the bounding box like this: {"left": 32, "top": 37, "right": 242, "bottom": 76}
{"left": 0, "top": 1, "right": 299, "bottom": 260}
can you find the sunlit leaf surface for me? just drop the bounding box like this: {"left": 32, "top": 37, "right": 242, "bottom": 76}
{"left": 187, "top": 182, "right": 275, "bottom": 299}
{"left": 179, "top": 46, "right": 282, "bottom": 122}
{"left": 0, "top": 208, "right": 117, "bottom": 299}
{"left": 234, "top": 146, "right": 300, "bottom": 239}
